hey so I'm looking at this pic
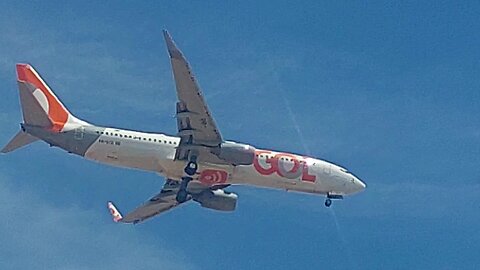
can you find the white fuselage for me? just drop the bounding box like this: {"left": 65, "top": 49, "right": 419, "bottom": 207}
{"left": 84, "top": 127, "right": 365, "bottom": 196}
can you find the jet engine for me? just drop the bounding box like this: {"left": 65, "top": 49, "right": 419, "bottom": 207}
{"left": 192, "top": 189, "right": 238, "bottom": 211}
{"left": 212, "top": 141, "right": 255, "bottom": 165}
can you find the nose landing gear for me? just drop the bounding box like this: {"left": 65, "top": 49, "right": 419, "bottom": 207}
{"left": 324, "top": 193, "right": 343, "bottom": 207}
{"left": 325, "top": 198, "right": 332, "bottom": 207}
{"left": 176, "top": 156, "right": 199, "bottom": 203}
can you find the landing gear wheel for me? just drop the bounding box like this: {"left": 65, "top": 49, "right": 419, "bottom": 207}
{"left": 184, "top": 161, "right": 198, "bottom": 176}
{"left": 176, "top": 176, "right": 192, "bottom": 203}
{"left": 177, "top": 156, "right": 198, "bottom": 202}
{"left": 325, "top": 198, "right": 332, "bottom": 207}
{"left": 176, "top": 189, "right": 188, "bottom": 203}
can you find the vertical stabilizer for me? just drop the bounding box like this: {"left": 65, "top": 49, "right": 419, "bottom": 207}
{"left": 2, "top": 64, "right": 91, "bottom": 154}
{"left": 16, "top": 64, "right": 89, "bottom": 132}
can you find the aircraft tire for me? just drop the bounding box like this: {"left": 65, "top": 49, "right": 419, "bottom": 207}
{"left": 176, "top": 189, "right": 188, "bottom": 203}
{"left": 184, "top": 162, "right": 198, "bottom": 176}
{"left": 325, "top": 198, "right": 332, "bottom": 207}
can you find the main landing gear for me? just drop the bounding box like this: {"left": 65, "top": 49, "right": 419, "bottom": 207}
{"left": 184, "top": 160, "right": 198, "bottom": 176}
{"left": 176, "top": 156, "right": 198, "bottom": 203}
{"left": 324, "top": 193, "right": 343, "bottom": 207}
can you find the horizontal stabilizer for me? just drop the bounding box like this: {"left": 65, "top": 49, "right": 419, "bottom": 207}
{"left": 1, "top": 130, "right": 38, "bottom": 153}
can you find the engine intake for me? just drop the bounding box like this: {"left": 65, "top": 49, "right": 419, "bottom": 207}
{"left": 192, "top": 189, "right": 238, "bottom": 211}
{"left": 213, "top": 141, "right": 255, "bottom": 165}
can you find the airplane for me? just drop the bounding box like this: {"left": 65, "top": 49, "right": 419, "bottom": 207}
{"left": 1, "top": 30, "right": 366, "bottom": 224}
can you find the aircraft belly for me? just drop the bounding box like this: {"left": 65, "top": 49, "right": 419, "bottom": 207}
{"left": 84, "top": 137, "right": 176, "bottom": 173}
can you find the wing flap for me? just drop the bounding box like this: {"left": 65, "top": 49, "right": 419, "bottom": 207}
{"left": 121, "top": 190, "right": 181, "bottom": 223}
{"left": 108, "top": 179, "right": 187, "bottom": 224}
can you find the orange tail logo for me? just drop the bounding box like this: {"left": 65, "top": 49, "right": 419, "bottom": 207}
{"left": 16, "top": 64, "right": 69, "bottom": 132}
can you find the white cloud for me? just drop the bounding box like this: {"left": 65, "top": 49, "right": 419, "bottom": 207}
{"left": 0, "top": 175, "right": 194, "bottom": 270}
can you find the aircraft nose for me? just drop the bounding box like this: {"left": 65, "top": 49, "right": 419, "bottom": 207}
{"left": 354, "top": 177, "right": 366, "bottom": 192}
{"left": 338, "top": 167, "right": 366, "bottom": 194}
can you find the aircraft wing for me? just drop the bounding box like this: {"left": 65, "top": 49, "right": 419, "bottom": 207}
{"left": 163, "top": 30, "right": 224, "bottom": 162}
{"left": 108, "top": 179, "right": 188, "bottom": 224}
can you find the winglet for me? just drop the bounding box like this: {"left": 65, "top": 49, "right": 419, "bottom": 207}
{"left": 162, "top": 30, "right": 183, "bottom": 59}
{"left": 107, "top": 201, "right": 123, "bottom": 223}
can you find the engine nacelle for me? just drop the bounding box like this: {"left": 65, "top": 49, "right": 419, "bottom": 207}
{"left": 192, "top": 189, "right": 238, "bottom": 211}
{"left": 213, "top": 141, "right": 256, "bottom": 165}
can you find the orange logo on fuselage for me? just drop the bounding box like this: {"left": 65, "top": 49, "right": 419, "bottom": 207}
{"left": 199, "top": 169, "right": 228, "bottom": 185}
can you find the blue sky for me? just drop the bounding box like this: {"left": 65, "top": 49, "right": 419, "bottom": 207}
{"left": 1, "top": 1, "right": 479, "bottom": 269}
